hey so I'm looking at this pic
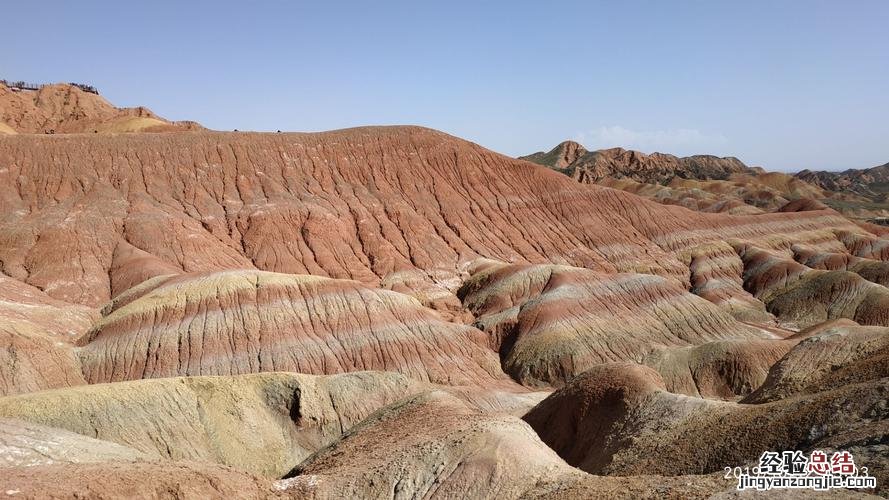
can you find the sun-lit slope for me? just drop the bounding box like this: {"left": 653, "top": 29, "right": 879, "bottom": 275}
{"left": 459, "top": 261, "right": 763, "bottom": 386}
{"left": 77, "top": 269, "right": 510, "bottom": 387}
{"left": 0, "top": 83, "right": 202, "bottom": 134}
{"left": 0, "top": 417, "right": 149, "bottom": 467}
{"left": 0, "top": 273, "right": 96, "bottom": 397}
{"left": 0, "top": 371, "right": 421, "bottom": 477}
{"left": 0, "top": 127, "right": 864, "bottom": 310}
{"left": 744, "top": 321, "right": 889, "bottom": 403}
{"left": 0, "top": 461, "right": 278, "bottom": 499}
{"left": 0, "top": 122, "right": 16, "bottom": 134}
{"left": 280, "top": 390, "right": 733, "bottom": 499}
{"left": 94, "top": 116, "right": 169, "bottom": 133}
{"left": 735, "top": 243, "right": 889, "bottom": 328}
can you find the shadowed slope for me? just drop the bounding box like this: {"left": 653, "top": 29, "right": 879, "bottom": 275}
{"left": 523, "top": 363, "right": 888, "bottom": 491}
{"left": 641, "top": 338, "right": 796, "bottom": 399}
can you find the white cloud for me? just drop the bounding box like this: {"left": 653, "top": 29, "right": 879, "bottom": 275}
{"left": 576, "top": 126, "right": 728, "bottom": 154}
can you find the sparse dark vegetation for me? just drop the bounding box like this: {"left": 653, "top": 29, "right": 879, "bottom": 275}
{"left": 1, "top": 79, "right": 98, "bottom": 95}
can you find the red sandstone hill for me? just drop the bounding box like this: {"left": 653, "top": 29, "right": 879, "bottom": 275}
{"left": 0, "top": 127, "right": 865, "bottom": 308}
{"left": 2, "top": 88, "right": 889, "bottom": 497}
{"left": 0, "top": 82, "right": 202, "bottom": 134}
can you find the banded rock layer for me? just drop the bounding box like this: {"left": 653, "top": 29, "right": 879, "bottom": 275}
{"left": 0, "top": 273, "right": 94, "bottom": 396}
{"left": 459, "top": 261, "right": 762, "bottom": 386}
{"left": 0, "top": 127, "right": 864, "bottom": 311}
{"left": 736, "top": 244, "right": 889, "bottom": 328}
{"left": 77, "top": 270, "right": 508, "bottom": 387}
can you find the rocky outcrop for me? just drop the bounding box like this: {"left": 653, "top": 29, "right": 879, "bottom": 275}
{"left": 521, "top": 141, "right": 878, "bottom": 217}
{"left": 522, "top": 146, "right": 753, "bottom": 184}
{"left": 521, "top": 140, "right": 588, "bottom": 169}
{"left": 797, "top": 162, "right": 889, "bottom": 201}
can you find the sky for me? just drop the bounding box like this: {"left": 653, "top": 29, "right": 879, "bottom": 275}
{"left": 4, "top": 1, "right": 887, "bottom": 172}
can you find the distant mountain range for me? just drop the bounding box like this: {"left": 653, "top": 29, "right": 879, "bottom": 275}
{"left": 797, "top": 162, "right": 889, "bottom": 203}
{"left": 521, "top": 140, "right": 889, "bottom": 221}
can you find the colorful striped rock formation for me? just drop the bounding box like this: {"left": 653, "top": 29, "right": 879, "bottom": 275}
{"left": 735, "top": 243, "right": 889, "bottom": 328}
{"left": 76, "top": 270, "right": 509, "bottom": 387}
{"left": 0, "top": 126, "right": 865, "bottom": 309}
{"left": 2, "top": 88, "right": 889, "bottom": 497}
{"left": 459, "top": 261, "right": 763, "bottom": 386}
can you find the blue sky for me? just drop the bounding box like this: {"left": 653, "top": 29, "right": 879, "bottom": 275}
{"left": 4, "top": 1, "right": 887, "bottom": 171}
